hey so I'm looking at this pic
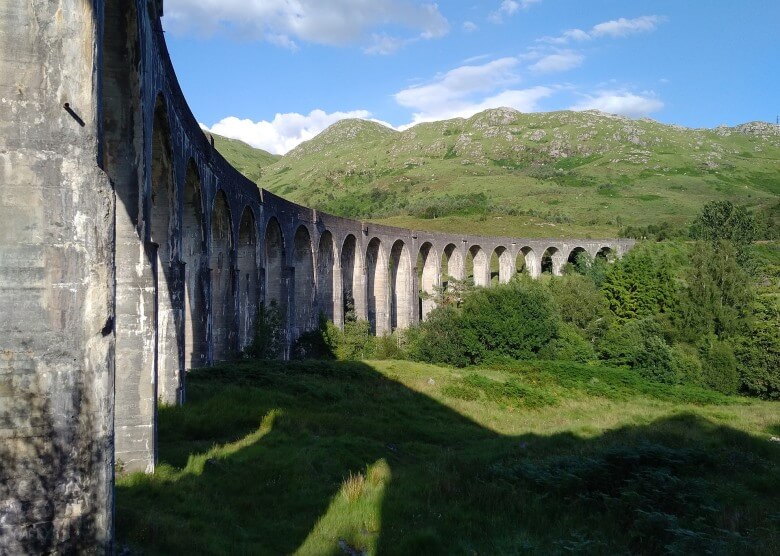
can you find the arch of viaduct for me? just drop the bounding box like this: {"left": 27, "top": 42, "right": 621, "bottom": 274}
{"left": 0, "top": 1, "right": 633, "bottom": 551}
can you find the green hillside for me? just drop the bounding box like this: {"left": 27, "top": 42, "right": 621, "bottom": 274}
{"left": 208, "top": 133, "right": 281, "bottom": 183}
{"left": 223, "top": 109, "right": 780, "bottom": 238}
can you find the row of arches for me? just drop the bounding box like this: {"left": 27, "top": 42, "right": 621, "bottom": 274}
{"left": 147, "top": 98, "right": 261, "bottom": 393}
{"left": 146, "top": 98, "right": 618, "bottom": 386}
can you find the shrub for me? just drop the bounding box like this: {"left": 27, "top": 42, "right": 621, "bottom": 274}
{"left": 601, "top": 243, "right": 680, "bottom": 322}
{"left": 244, "top": 301, "right": 285, "bottom": 360}
{"left": 690, "top": 200, "right": 758, "bottom": 252}
{"left": 702, "top": 341, "right": 740, "bottom": 395}
{"left": 458, "top": 280, "right": 559, "bottom": 364}
{"left": 676, "top": 241, "right": 754, "bottom": 342}
{"left": 291, "top": 314, "right": 337, "bottom": 360}
{"left": 597, "top": 319, "right": 653, "bottom": 367}
{"left": 733, "top": 296, "right": 780, "bottom": 398}
{"left": 336, "top": 319, "right": 375, "bottom": 361}
{"left": 597, "top": 319, "right": 679, "bottom": 384}
{"left": 670, "top": 344, "right": 704, "bottom": 386}
{"left": 547, "top": 274, "right": 610, "bottom": 336}
{"left": 539, "top": 323, "right": 596, "bottom": 363}
{"left": 408, "top": 306, "right": 470, "bottom": 367}
{"left": 635, "top": 335, "right": 677, "bottom": 385}
{"left": 373, "top": 332, "right": 407, "bottom": 360}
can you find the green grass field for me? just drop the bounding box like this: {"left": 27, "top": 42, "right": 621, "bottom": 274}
{"left": 116, "top": 359, "right": 779, "bottom": 555}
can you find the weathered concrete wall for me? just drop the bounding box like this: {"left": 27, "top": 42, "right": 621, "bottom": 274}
{"left": 1, "top": 0, "right": 636, "bottom": 550}
{"left": 0, "top": 1, "right": 114, "bottom": 552}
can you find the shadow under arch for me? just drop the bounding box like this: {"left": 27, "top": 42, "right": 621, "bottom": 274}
{"left": 491, "top": 245, "right": 513, "bottom": 285}
{"left": 292, "top": 225, "right": 316, "bottom": 340}
{"left": 115, "top": 360, "right": 779, "bottom": 555}
{"left": 366, "top": 238, "right": 390, "bottom": 335}
{"left": 341, "top": 234, "right": 366, "bottom": 323}
{"left": 541, "top": 246, "right": 564, "bottom": 276}
{"left": 390, "top": 240, "right": 414, "bottom": 331}
{"left": 567, "top": 245, "right": 588, "bottom": 269}
{"left": 210, "top": 190, "right": 234, "bottom": 361}
{"left": 517, "top": 246, "right": 539, "bottom": 278}
{"left": 418, "top": 242, "right": 440, "bottom": 321}
{"left": 467, "top": 245, "right": 489, "bottom": 287}
{"left": 597, "top": 246, "right": 615, "bottom": 261}
{"left": 181, "top": 160, "right": 207, "bottom": 370}
{"left": 150, "top": 95, "right": 183, "bottom": 405}
{"left": 441, "top": 243, "right": 464, "bottom": 289}
{"left": 317, "top": 230, "right": 338, "bottom": 324}
{"left": 264, "top": 217, "right": 286, "bottom": 309}
{"left": 237, "top": 207, "right": 258, "bottom": 352}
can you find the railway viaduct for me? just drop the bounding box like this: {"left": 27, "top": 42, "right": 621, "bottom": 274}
{"left": 0, "top": 0, "right": 634, "bottom": 552}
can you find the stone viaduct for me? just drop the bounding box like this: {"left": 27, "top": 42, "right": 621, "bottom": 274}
{"left": 0, "top": 0, "right": 634, "bottom": 552}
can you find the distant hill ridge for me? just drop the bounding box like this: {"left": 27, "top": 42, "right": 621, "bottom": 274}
{"left": 208, "top": 133, "right": 281, "bottom": 184}
{"left": 214, "top": 108, "right": 780, "bottom": 238}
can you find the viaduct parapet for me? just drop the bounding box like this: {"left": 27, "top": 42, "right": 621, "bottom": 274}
{"left": 0, "top": 1, "right": 634, "bottom": 551}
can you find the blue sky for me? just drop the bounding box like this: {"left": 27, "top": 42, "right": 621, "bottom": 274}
{"left": 163, "top": 0, "right": 780, "bottom": 154}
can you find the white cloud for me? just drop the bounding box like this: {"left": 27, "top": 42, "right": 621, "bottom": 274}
{"left": 164, "top": 0, "right": 449, "bottom": 52}
{"left": 591, "top": 16, "right": 665, "bottom": 38}
{"left": 394, "top": 57, "right": 554, "bottom": 126}
{"left": 500, "top": 1, "right": 521, "bottom": 16}
{"left": 540, "top": 15, "right": 664, "bottom": 44}
{"left": 395, "top": 57, "right": 521, "bottom": 113}
{"left": 540, "top": 28, "right": 591, "bottom": 45}
{"left": 463, "top": 21, "right": 479, "bottom": 33}
{"left": 530, "top": 51, "right": 584, "bottom": 73}
{"left": 488, "top": 0, "right": 540, "bottom": 24}
{"left": 202, "top": 109, "right": 382, "bottom": 155}
{"left": 365, "top": 34, "right": 412, "bottom": 55}
{"left": 570, "top": 91, "right": 664, "bottom": 118}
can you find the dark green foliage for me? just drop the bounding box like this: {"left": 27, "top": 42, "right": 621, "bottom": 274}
{"left": 244, "top": 301, "right": 285, "bottom": 359}
{"left": 538, "top": 323, "right": 596, "bottom": 363}
{"left": 373, "top": 333, "right": 407, "bottom": 360}
{"left": 596, "top": 319, "right": 678, "bottom": 384}
{"left": 407, "top": 192, "right": 490, "bottom": 219}
{"left": 702, "top": 341, "right": 740, "bottom": 395}
{"left": 601, "top": 243, "right": 680, "bottom": 322}
{"left": 597, "top": 318, "right": 659, "bottom": 366}
{"left": 407, "top": 306, "right": 470, "bottom": 367}
{"left": 676, "top": 241, "right": 753, "bottom": 342}
{"left": 547, "top": 274, "right": 610, "bottom": 336}
{"left": 733, "top": 296, "right": 780, "bottom": 399}
{"left": 635, "top": 335, "right": 678, "bottom": 385}
{"left": 690, "top": 200, "right": 758, "bottom": 251}
{"left": 293, "top": 236, "right": 777, "bottom": 399}
{"left": 492, "top": 441, "right": 761, "bottom": 555}
{"left": 670, "top": 344, "right": 704, "bottom": 387}
{"left": 291, "top": 314, "right": 337, "bottom": 360}
{"left": 332, "top": 319, "right": 376, "bottom": 360}
{"left": 621, "top": 221, "right": 682, "bottom": 241}
{"left": 409, "top": 280, "right": 560, "bottom": 367}
{"left": 458, "top": 280, "right": 559, "bottom": 365}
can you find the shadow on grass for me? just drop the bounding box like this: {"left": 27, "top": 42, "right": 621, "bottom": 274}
{"left": 116, "top": 360, "right": 779, "bottom": 555}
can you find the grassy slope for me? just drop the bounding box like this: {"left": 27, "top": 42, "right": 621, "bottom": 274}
{"left": 116, "top": 359, "right": 779, "bottom": 555}
{"left": 236, "top": 110, "right": 779, "bottom": 238}
{"left": 209, "top": 133, "right": 281, "bottom": 183}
